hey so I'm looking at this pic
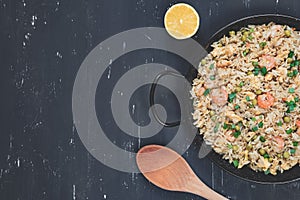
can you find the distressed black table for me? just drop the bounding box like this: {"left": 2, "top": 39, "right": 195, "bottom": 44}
{"left": 1, "top": 0, "right": 300, "bottom": 199}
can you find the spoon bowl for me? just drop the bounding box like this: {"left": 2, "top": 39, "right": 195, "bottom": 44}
{"left": 136, "top": 145, "right": 228, "bottom": 200}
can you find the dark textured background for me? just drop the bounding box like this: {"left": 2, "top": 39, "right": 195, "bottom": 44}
{"left": 1, "top": 0, "right": 300, "bottom": 199}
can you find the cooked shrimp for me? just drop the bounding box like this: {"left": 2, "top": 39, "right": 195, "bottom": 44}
{"left": 270, "top": 25, "right": 283, "bottom": 37}
{"left": 259, "top": 55, "right": 277, "bottom": 70}
{"left": 216, "top": 60, "right": 231, "bottom": 68}
{"left": 274, "top": 136, "right": 284, "bottom": 149}
{"left": 296, "top": 120, "right": 300, "bottom": 136}
{"left": 195, "top": 85, "right": 205, "bottom": 97}
{"left": 211, "top": 87, "right": 228, "bottom": 106}
{"left": 257, "top": 92, "right": 275, "bottom": 109}
{"left": 204, "top": 79, "right": 217, "bottom": 89}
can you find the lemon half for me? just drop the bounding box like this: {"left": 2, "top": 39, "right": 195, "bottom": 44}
{"left": 164, "top": 3, "right": 200, "bottom": 40}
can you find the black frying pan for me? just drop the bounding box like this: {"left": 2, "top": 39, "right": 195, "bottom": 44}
{"left": 150, "top": 14, "right": 300, "bottom": 184}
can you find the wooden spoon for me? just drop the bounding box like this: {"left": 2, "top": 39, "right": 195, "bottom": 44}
{"left": 136, "top": 145, "right": 228, "bottom": 200}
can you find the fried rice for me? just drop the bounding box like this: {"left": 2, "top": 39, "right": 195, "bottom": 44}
{"left": 191, "top": 22, "right": 300, "bottom": 175}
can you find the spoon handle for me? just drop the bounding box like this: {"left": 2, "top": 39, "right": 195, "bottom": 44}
{"left": 186, "top": 178, "right": 229, "bottom": 200}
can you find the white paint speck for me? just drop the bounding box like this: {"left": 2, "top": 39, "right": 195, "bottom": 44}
{"left": 24, "top": 32, "right": 31, "bottom": 40}
{"left": 22, "top": 41, "right": 26, "bottom": 47}
{"left": 69, "top": 138, "right": 74, "bottom": 145}
{"left": 132, "top": 104, "right": 135, "bottom": 114}
{"left": 276, "top": 0, "right": 279, "bottom": 5}
{"left": 16, "top": 158, "right": 21, "bottom": 167}
{"left": 144, "top": 34, "right": 152, "bottom": 40}
{"left": 221, "top": 170, "right": 224, "bottom": 186}
{"left": 56, "top": 51, "right": 63, "bottom": 59}
{"left": 72, "top": 49, "right": 77, "bottom": 55}
{"left": 17, "top": 78, "right": 25, "bottom": 88}
{"left": 211, "top": 162, "right": 215, "bottom": 189}
{"left": 243, "top": 0, "right": 251, "bottom": 8}
{"left": 137, "top": 126, "right": 141, "bottom": 148}
{"left": 72, "top": 184, "right": 76, "bottom": 200}
{"left": 31, "top": 15, "right": 37, "bottom": 26}
{"left": 122, "top": 42, "right": 126, "bottom": 51}
{"left": 9, "top": 134, "right": 13, "bottom": 149}
{"left": 103, "top": 194, "right": 107, "bottom": 199}
{"left": 107, "top": 66, "right": 111, "bottom": 79}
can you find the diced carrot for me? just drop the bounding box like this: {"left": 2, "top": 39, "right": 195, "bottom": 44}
{"left": 296, "top": 120, "right": 300, "bottom": 127}
{"left": 282, "top": 97, "right": 287, "bottom": 102}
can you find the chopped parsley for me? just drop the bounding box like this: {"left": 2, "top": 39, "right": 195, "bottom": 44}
{"left": 286, "top": 128, "right": 293, "bottom": 134}
{"left": 288, "top": 50, "right": 295, "bottom": 58}
{"left": 258, "top": 121, "right": 264, "bottom": 128}
{"left": 203, "top": 89, "right": 210, "bottom": 96}
{"left": 233, "top": 159, "right": 239, "bottom": 168}
{"left": 228, "top": 92, "right": 237, "bottom": 103}
{"left": 260, "top": 136, "right": 266, "bottom": 142}
{"left": 233, "top": 131, "right": 241, "bottom": 138}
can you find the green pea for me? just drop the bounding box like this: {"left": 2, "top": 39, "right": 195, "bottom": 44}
{"left": 246, "top": 144, "right": 253, "bottom": 150}
{"left": 233, "top": 145, "right": 238, "bottom": 151}
{"left": 268, "top": 157, "right": 273, "bottom": 162}
{"left": 256, "top": 90, "right": 262, "bottom": 95}
{"left": 284, "top": 116, "right": 290, "bottom": 123}
{"left": 236, "top": 87, "right": 242, "bottom": 92}
{"left": 252, "top": 99, "right": 257, "bottom": 106}
{"left": 252, "top": 135, "right": 258, "bottom": 141}
{"left": 243, "top": 31, "right": 250, "bottom": 37}
{"left": 287, "top": 58, "right": 293, "bottom": 64}
{"left": 235, "top": 126, "right": 240, "bottom": 131}
{"left": 259, "top": 149, "right": 266, "bottom": 156}
{"left": 229, "top": 31, "right": 236, "bottom": 37}
{"left": 284, "top": 30, "right": 291, "bottom": 37}
{"left": 277, "top": 153, "right": 282, "bottom": 158}
{"left": 209, "top": 111, "right": 215, "bottom": 116}
{"left": 241, "top": 35, "right": 247, "bottom": 42}
{"left": 283, "top": 151, "right": 290, "bottom": 159}
{"left": 247, "top": 71, "right": 253, "bottom": 75}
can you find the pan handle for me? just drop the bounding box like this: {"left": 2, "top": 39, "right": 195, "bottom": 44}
{"left": 149, "top": 71, "right": 185, "bottom": 127}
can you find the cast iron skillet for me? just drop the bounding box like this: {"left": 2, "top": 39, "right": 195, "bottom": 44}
{"left": 150, "top": 14, "right": 300, "bottom": 184}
